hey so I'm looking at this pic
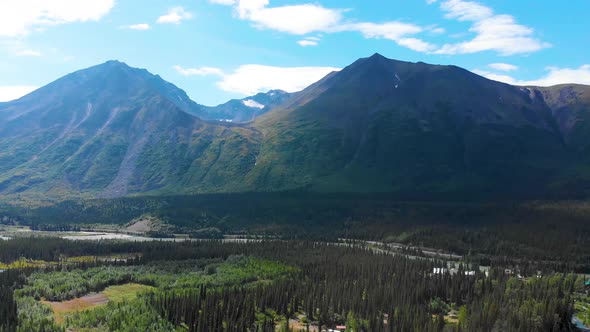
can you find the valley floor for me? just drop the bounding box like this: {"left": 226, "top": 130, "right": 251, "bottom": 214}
{"left": 0, "top": 238, "right": 586, "bottom": 332}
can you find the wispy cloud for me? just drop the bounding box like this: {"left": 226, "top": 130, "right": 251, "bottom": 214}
{"left": 397, "top": 38, "right": 437, "bottom": 52}
{"left": 122, "top": 23, "right": 150, "bottom": 30}
{"left": 440, "top": 0, "right": 492, "bottom": 21}
{"left": 432, "top": 0, "right": 549, "bottom": 55}
{"left": 340, "top": 22, "right": 436, "bottom": 52}
{"left": 210, "top": 0, "right": 433, "bottom": 53}
{"left": 297, "top": 36, "right": 321, "bottom": 47}
{"left": 297, "top": 40, "right": 318, "bottom": 47}
{"left": 429, "top": 26, "right": 445, "bottom": 34}
{"left": 157, "top": 7, "right": 193, "bottom": 24}
{"left": 15, "top": 50, "right": 41, "bottom": 57}
{"left": 209, "top": 0, "right": 236, "bottom": 4}
{"left": 0, "top": 0, "right": 114, "bottom": 37}
{"left": 488, "top": 63, "right": 518, "bottom": 72}
{"left": 174, "top": 65, "right": 224, "bottom": 77}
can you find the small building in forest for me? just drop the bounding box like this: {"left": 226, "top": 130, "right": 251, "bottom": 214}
{"left": 324, "top": 326, "right": 347, "bottom": 332}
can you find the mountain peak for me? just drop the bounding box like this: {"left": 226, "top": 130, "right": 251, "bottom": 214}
{"left": 343, "top": 53, "right": 406, "bottom": 75}
{"left": 83, "top": 60, "right": 162, "bottom": 82}
{"left": 103, "top": 59, "right": 125, "bottom": 65}
{"left": 97, "top": 59, "right": 132, "bottom": 70}
{"left": 368, "top": 52, "right": 386, "bottom": 59}
{"left": 3, "top": 59, "right": 203, "bottom": 120}
{"left": 363, "top": 53, "right": 390, "bottom": 65}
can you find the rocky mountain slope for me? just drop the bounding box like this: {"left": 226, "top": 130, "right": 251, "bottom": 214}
{"left": 0, "top": 61, "right": 259, "bottom": 200}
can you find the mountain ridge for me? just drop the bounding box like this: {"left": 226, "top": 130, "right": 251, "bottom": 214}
{"left": 248, "top": 53, "right": 587, "bottom": 195}
{"left": 0, "top": 60, "right": 260, "bottom": 200}
{"left": 1, "top": 54, "right": 590, "bottom": 201}
{"left": 195, "top": 89, "right": 291, "bottom": 123}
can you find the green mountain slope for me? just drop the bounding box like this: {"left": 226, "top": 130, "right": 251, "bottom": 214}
{"left": 246, "top": 54, "right": 586, "bottom": 197}
{"left": 1, "top": 54, "right": 590, "bottom": 201}
{"left": 0, "top": 61, "right": 259, "bottom": 200}
{"left": 531, "top": 84, "right": 590, "bottom": 193}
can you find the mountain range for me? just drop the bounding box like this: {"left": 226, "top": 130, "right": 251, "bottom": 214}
{"left": 196, "top": 89, "right": 291, "bottom": 123}
{"left": 1, "top": 53, "right": 590, "bottom": 201}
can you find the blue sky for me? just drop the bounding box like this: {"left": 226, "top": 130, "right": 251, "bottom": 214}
{"left": 1, "top": 0, "right": 589, "bottom": 105}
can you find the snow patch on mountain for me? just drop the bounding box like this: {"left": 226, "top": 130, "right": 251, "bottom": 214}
{"left": 242, "top": 99, "right": 265, "bottom": 109}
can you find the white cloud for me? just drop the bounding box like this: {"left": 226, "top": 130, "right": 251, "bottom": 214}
{"left": 521, "top": 65, "right": 590, "bottom": 87}
{"left": 123, "top": 23, "right": 150, "bottom": 30}
{"left": 239, "top": 2, "right": 342, "bottom": 35}
{"left": 397, "top": 38, "right": 436, "bottom": 52}
{"left": 434, "top": 0, "right": 549, "bottom": 55}
{"left": 488, "top": 63, "right": 518, "bottom": 72}
{"left": 346, "top": 22, "right": 422, "bottom": 40}
{"left": 441, "top": 0, "right": 492, "bottom": 21}
{"left": 473, "top": 65, "right": 590, "bottom": 86}
{"left": 217, "top": 64, "right": 340, "bottom": 95}
{"left": 297, "top": 36, "right": 322, "bottom": 47}
{"left": 210, "top": 0, "right": 432, "bottom": 52}
{"left": 340, "top": 22, "right": 436, "bottom": 52}
{"left": 0, "top": 85, "right": 38, "bottom": 102}
{"left": 16, "top": 50, "right": 41, "bottom": 57}
{"left": 430, "top": 27, "right": 445, "bottom": 34}
{"left": 0, "top": 0, "right": 114, "bottom": 37}
{"left": 472, "top": 69, "right": 520, "bottom": 85}
{"left": 157, "top": 7, "right": 193, "bottom": 24}
{"left": 298, "top": 39, "right": 318, "bottom": 47}
{"left": 174, "top": 65, "right": 224, "bottom": 77}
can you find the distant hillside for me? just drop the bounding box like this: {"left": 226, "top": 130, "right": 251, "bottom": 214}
{"left": 196, "top": 90, "right": 291, "bottom": 123}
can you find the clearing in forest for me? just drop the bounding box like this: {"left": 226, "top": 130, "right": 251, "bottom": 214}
{"left": 42, "top": 283, "right": 154, "bottom": 324}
